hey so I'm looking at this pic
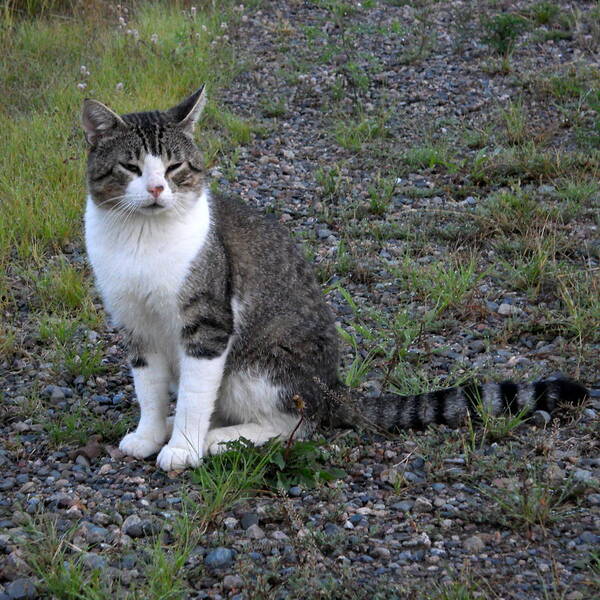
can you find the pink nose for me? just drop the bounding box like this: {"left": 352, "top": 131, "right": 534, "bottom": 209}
{"left": 148, "top": 185, "right": 164, "bottom": 199}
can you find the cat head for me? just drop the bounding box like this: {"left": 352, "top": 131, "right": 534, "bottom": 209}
{"left": 82, "top": 86, "right": 207, "bottom": 216}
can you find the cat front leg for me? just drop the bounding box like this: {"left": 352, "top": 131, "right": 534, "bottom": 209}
{"left": 120, "top": 352, "right": 170, "bottom": 459}
{"left": 156, "top": 350, "right": 228, "bottom": 470}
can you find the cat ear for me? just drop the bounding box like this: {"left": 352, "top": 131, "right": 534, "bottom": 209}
{"left": 82, "top": 99, "right": 126, "bottom": 145}
{"left": 166, "top": 85, "right": 207, "bottom": 133}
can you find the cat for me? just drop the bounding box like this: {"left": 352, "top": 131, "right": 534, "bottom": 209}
{"left": 82, "top": 86, "right": 589, "bottom": 471}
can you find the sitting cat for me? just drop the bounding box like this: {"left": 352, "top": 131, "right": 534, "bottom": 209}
{"left": 82, "top": 86, "right": 588, "bottom": 471}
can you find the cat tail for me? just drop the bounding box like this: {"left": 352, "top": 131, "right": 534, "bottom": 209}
{"left": 328, "top": 378, "right": 589, "bottom": 432}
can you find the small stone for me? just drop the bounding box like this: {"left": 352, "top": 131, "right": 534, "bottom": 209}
{"left": 0, "top": 478, "right": 15, "bottom": 491}
{"left": 245, "top": 524, "right": 265, "bottom": 539}
{"left": 317, "top": 228, "right": 334, "bottom": 240}
{"left": 406, "top": 532, "right": 431, "bottom": 549}
{"left": 5, "top": 578, "right": 37, "bottom": 599}
{"left": 586, "top": 493, "right": 600, "bottom": 506}
{"left": 75, "top": 455, "right": 90, "bottom": 468}
{"left": 371, "top": 547, "right": 391, "bottom": 560}
{"left": 271, "top": 530, "right": 289, "bottom": 542}
{"left": 573, "top": 469, "right": 592, "bottom": 483}
{"left": 93, "top": 513, "right": 112, "bottom": 527}
{"left": 532, "top": 410, "right": 551, "bottom": 427}
{"left": 413, "top": 497, "right": 433, "bottom": 513}
{"left": 565, "top": 592, "right": 584, "bottom": 600}
{"left": 81, "top": 552, "right": 108, "bottom": 570}
{"left": 498, "top": 303, "right": 521, "bottom": 316}
{"left": 204, "top": 547, "right": 234, "bottom": 569}
{"left": 391, "top": 501, "right": 414, "bottom": 512}
{"left": 122, "top": 515, "right": 144, "bottom": 538}
{"left": 223, "top": 574, "right": 244, "bottom": 590}
{"left": 240, "top": 512, "right": 259, "bottom": 530}
{"left": 545, "top": 464, "right": 564, "bottom": 482}
{"left": 97, "top": 463, "right": 113, "bottom": 476}
{"left": 288, "top": 486, "right": 302, "bottom": 497}
{"left": 222, "top": 517, "right": 238, "bottom": 530}
{"left": 82, "top": 523, "right": 109, "bottom": 544}
{"left": 463, "top": 535, "right": 485, "bottom": 553}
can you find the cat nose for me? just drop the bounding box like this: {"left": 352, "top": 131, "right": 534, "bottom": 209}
{"left": 148, "top": 185, "right": 164, "bottom": 199}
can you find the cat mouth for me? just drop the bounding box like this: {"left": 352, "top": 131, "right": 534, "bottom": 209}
{"left": 141, "top": 202, "right": 167, "bottom": 213}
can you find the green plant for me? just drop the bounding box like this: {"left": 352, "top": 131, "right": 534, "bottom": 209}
{"left": 190, "top": 438, "right": 345, "bottom": 529}
{"left": 529, "top": 2, "right": 560, "bottom": 26}
{"left": 333, "top": 114, "right": 388, "bottom": 151}
{"left": 367, "top": 175, "right": 397, "bottom": 215}
{"left": 481, "top": 13, "right": 529, "bottom": 56}
{"left": 482, "top": 471, "right": 578, "bottom": 530}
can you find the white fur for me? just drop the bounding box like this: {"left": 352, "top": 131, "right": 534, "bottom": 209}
{"left": 86, "top": 184, "right": 211, "bottom": 468}
{"left": 87, "top": 181, "right": 298, "bottom": 470}
{"left": 125, "top": 155, "right": 175, "bottom": 211}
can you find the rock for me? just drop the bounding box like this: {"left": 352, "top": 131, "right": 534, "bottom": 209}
{"left": 323, "top": 522, "right": 340, "bottom": 536}
{"left": 222, "top": 517, "right": 238, "bottom": 530}
{"left": 498, "top": 303, "right": 521, "bottom": 316}
{"left": 413, "top": 497, "right": 433, "bottom": 513}
{"left": 223, "top": 574, "right": 244, "bottom": 590}
{"left": 245, "top": 524, "right": 265, "bottom": 539}
{"left": 122, "top": 515, "right": 143, "bottom": 538}
{"left": 0, "top": 479, "right": 15, "bottom": 491}
{"left": 545, "top": 464, "right": 564, "bottom": 482}
{"left": 573, "top": 469, "right": 592, "bottom": 483}
{"left": 371, "top": 547, "right": 391, "bottom": 560}
{"left": 5, "top": 578, "right": 37, "bottom": 600}
{"left": 391, "top": 501, "right": 414, "bottom": 512}
{"left": 271, "top": 530, "right": 289, "bottom": 541}
{"left": 81, "top": 523, "right": 110, "bottom": 545}
{"left": 531, "top": 410, "right": 551, "bottom": 427}
{"left": 204, "top": 547, "right": 234, "bottom": 569}
{"left": 406, "top": 532, "right": 431, "bottom": 549}
{"left": 587, "top": 493, "right": 600, "bottom": 506}
{"left": 288, "top": 486, "right": 302, "bottom": 497}
{"left": 240, "top": 512, "right": 259, "bottom": 530}
{"left": 463, "top": 535, "right": 485, "bottom": 553}
{"left": 93, "top": 512, "right": 112, "bottom": 527}
{"left": 81, "top": 552, "right": 108, "bottom": 570}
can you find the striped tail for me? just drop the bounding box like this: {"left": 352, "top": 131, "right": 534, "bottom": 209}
{"left": 332, "top": 378, "right": 589, "bottom": 431}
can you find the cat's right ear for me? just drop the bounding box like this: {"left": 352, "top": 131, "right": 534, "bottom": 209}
{"left": 82, "top": 99, "right": 126, "bottom": 145}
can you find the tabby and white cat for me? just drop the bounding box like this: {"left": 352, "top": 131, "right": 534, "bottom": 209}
{"left": 83, "top": 87, "right": 588, "bottom": 471}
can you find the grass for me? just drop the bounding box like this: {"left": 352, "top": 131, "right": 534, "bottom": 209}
{"left": 482, "top": 469, "right": 579, "bottom": 531}
{"left": 333, "top": 114, "right": 388, "bottom": 151}
{"left": 189, "top": 438, "right": 345, "bottom": 530}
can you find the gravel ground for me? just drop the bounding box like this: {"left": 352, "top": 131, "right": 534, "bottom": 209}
{"left": 1, "top": 1, "right": 599, "bottom": 598}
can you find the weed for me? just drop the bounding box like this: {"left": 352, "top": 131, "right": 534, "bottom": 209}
{"left": 190, "top": 438, "right": 345, "bottom": 529}
{"left": 481, "top": 13, "right": 529, "bottom": 56}
{"left": 367, "top": 174, "right": 397, "bottom": 215}
{"left": 483, "top": 470, "right": 578, "bottom": 530}
{"left": 260, "top": 96, "right": 287, "bottom": 118}
{"left": 333, "top": 114, "right": 388, "bottom": 152}
{"left": 404, "top": 143, "right": 458, "bottom": 171}
{"left": 315, "top": 163, "right": 347, "bottom": 199}
{"left": 500, "top": 98, "right": 528, "bottom": 145}
{"left": 529, "top": 2, "right": 561, "bottom": 26}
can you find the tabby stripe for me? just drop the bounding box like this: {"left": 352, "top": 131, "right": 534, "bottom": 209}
{"left": 184, "top": 343, "right": 224, "bottom": 359}
{"left": 432, "top": 389, "right": 448, "bottom": 425}
{"left": 533, "top": 381, "right": 550, "bottom": 413}
{"left": 499, "top": 381, "right": 519, "bottom": 414}
{"left": 130, "top": 356, "right": 147, "bottom": 368}
{"left": 181, "top": 316, "right": 232, "bottom": 339}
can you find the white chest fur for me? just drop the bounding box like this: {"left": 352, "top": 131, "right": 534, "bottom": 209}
{"left": 84, "top": 188, "right": 211, "bottom": 351}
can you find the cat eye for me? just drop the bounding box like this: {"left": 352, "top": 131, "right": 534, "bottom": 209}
{"left": 120, "top": 162, "right": 142, "bottom": 176}
{"left": 166, "top": 162, "right": 184, "bottom": 175}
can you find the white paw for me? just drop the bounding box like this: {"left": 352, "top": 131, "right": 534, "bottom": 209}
{"left": 119, "top": 432, "right": 164, "bottom": 459}
{"left": 156, "top": 445, "right": 203, "bottom": 471}
{"left": 203, "top": 429, "right": 237, "bottom": 456}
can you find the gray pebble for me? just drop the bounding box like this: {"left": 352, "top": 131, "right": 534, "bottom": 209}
{"left": 245, "top": 524, "right": 265, "bottom": 539}
{"left": 81, "top": 552, "right": 108, "bottom": 570}
{"left": 573, "top": 469, "right": 592, "bottom": 483}
{"left": 223, "top": 574, "right": 244, "bottom": 590}
{"left": 463, "top": 535, "right": 485, "bottom": 553}
{"left": 240, "top": 512, "right": 259, "bottom": 530}
{"left": 5, "top": 578, "right": 37, "bottom": 600}
{"left": 204, "top": 547, "right": 234, "bottom": 569}
{"left": 122, "top": 514, "right": 144, "bottom": 538}
{"left": 532, "top": 410, "right": 551, "bottom": 427}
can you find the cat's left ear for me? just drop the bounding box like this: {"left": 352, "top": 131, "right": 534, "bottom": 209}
{"left": 167, "top": 85, "right": 207, "bottom": 134}
{"left": 82, "top": 99, "right": 126, "bottom": 145}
